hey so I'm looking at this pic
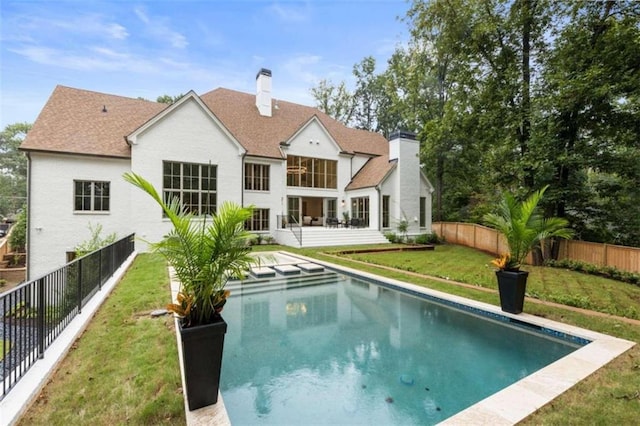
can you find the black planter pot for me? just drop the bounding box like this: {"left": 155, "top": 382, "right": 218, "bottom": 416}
{"left": 179, "top": 316, "right": 228, "bottom": 411}
{"left": 495, "top": 270, "right": 529, "bottom": 314}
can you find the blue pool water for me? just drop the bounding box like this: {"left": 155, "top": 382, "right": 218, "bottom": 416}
{"left": 220, "top": 271, "right": 583, "bottom": 424}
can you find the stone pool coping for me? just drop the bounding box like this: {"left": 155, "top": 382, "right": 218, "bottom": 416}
{"left": 180, "top": 251, "right": 635, "bottom": 425}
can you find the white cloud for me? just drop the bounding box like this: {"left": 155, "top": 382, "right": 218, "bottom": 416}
{"left": 133, "top": 6, "right": 188, "bottom": 49}
{"left": 282, "top": 54, "right": 322, "bottom": 84}
{"left": 267, "top": 2, "right": 310, "bottom": 22}
{"left": 8, "top": 13, "right": 129, "bottom": 42}
{"left": 134, "top": 7, "right": 150, "bottom": 24}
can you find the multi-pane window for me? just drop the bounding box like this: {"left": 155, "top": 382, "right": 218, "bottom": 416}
{"left": 245, "top": 163, "right": 270, "bottom": 191}
{"left": 286, "top": 156, "right": 337, "bottom": 189}
{"left": 382, "top": 195, "right": 390, "bottom": 228}
{"left": 74, "top": 180, "right": 110, "bottom": 212}
{"left": 245, "top": 208, "right": 269, "bottom": 231}
{"left": 420, "top": 196, "right": 426, "bottom": 228}
{"left": 163, "top": 161, "right": 216, "bottom": 215}
{"left": 327, "top": 199, "right": 337, "bottom": 219}
{"left": 288, "top": 197, "right": 300, "bottom": 223}
{"left": 351, "top": 196, "right": 370, "bottom": 226}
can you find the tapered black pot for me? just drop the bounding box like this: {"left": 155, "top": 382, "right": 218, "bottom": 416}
{"left": 179, "top": 316, "right": 227, "bottom": 410}
{"left": 496, "top": 270, "right": 529, "bottom": 314}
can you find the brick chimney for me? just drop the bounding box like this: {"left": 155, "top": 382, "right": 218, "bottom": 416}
{"left": 256, "top": 68, "right": 272, "bottom": 117}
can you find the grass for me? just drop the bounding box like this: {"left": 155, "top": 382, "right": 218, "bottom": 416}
{"left": 1, "top": 339, "right": 10, "bottom": 361}
{"left": 17, "top": 253, "right": 184, "bottom": 425}
{"left": 339, "top": 244, "right": 640, "bottom": 320}
{"left": 18, "top": 243, "right": 640, "bottom": 425}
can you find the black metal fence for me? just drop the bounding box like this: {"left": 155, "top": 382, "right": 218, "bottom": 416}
{"left": 1, "top": 233, "right": 135, "bottom": 400}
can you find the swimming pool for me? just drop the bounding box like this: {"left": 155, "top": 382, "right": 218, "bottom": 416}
{"left": 173, "top": 252, "right": 634, "bottom": 424}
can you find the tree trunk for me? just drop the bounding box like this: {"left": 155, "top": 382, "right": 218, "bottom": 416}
{"left": 520, "top": 0, "right": 535, "bottom": 190}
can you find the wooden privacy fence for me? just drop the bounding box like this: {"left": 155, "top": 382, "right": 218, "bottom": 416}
{"left": 432, "top": 222, "right": 640, "bottom": 274}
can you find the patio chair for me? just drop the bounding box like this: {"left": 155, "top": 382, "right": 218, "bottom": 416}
{"left": 326, "top": 217, "right": 339, "bottom": 228}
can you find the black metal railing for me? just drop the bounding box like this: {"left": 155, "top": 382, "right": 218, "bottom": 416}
{"left": 277, "top": 215, "right": 302, "bottom": 246}
{"left": 1, "top": 233, "right": 135, "bottom": 400}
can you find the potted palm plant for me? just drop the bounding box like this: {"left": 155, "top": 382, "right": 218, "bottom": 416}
{"left": 483, "top": 185, "right": 573, "bottom": 314}
{"left": 124, "top": 172, "right": 257, "bottom": 410}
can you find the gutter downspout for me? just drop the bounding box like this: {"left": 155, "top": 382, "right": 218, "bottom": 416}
{"left": 25, "top": 151, "right": 32, "bottom": 281}
{"left": 376, "top": 184, "right": 381, "bottom": 231}
{"left": 240, "top": 152, "right": 246, "bottom": 207}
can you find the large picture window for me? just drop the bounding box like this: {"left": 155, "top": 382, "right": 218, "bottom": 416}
{"left": 245, "top": 163, "right": 270, "bottom": 191}
{"left": 163, "top": 161, "right": 216, "bottom": 215}
{"left": 74, "top": 180, "right": 110, "bottom": 212}
{"left": 286, "top": 156, "right": 337, "bottom": 189}
{"left": 246, "top": 208, "right": 269, "bottom": 231}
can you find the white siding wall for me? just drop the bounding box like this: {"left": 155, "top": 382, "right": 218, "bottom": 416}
{"left": 420, "top": 174, "right": 434, "bottom": 232}
{"left": 344, "top": 187, "right": 379, "bottom": 229}
{"left": 389, "top": 136, "right": 421, "bottom": 235}
{"left": 243, "top": 156, "right": 285, "bottom": 235}
{"left": 129, "top": 98, "right": 244, "bottom": 250}
{"left": 350, "top": 155, "right": 370, "bottom": 178}
{"left": 28, "top": 153, "right": 131, "bottom": 278}
{"left": 380, "top": 168, "right": 400, "bottom": 230}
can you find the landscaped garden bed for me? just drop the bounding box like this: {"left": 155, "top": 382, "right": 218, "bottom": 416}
{"left": 337, "top": 244, "right": 435, "bottom": 254}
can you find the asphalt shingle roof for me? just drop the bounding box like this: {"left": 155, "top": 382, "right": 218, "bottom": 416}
{"left": 346, "top": 156, "right": 397, "bottom": 190}
{"left": 21, "top": 85, "right": 167, "bottom": 158}
{"left": 21, "top": 85, "right": 392, "bottom": 187}
{"left": 200, "top": 88, "right": 388, "bottom": 159}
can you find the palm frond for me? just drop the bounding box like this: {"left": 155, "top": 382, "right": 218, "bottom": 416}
{"left": 124, "top": 172, "right": 258, "bottom": 325}
{"left": 483, "top": 185, "right": 573, "bottom": 268}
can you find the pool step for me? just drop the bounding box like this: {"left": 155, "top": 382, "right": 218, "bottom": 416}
{"left": 227, "top": 271, "right": 340, "bottom": 297}
{"left": 247, "top": 261, "right": 325, "bottom": 279}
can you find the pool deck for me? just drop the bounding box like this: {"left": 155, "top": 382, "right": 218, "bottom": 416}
{"left": 177, "top": 251, "right": 635, "bottom": 426}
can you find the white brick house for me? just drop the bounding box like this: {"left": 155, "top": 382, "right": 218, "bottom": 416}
{"left": 21, "top": 69, "right": 433, "bottom": 278}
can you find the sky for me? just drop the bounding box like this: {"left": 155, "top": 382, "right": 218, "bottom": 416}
{"left": 0, "top": 0, "right": 411, "bottom": 128}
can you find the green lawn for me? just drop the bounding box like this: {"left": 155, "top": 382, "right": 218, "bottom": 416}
{"left": 18, "top": 254, "right": 184, "bottom": 425}
{"left": 18, "top": 245, "right": 640, "bottom": 425}
{"left": 338, "top": 244, "right": 640, "bottom": 320}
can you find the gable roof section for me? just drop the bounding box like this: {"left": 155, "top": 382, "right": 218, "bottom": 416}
{"left": 126, "top": 91, "right": 246, "bottom": 155}
{"left": 346, "top": 155, "right": 397, "bottom": 191}
{"left": 284, "top": 115, "right": 343, "bottom": 152}
{"left": 199, "top": 88, "right": 388, "bottom": 159}
{"left": 21, "top": 85, "right": 167, "bottom": 158}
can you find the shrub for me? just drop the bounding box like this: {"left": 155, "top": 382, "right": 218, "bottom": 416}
{"left": 384, "top": 232, "right": 398, "bottom": 243}
{"left": 415, "top": 233, "right": 440, "bottom": 244}
{"left": 8, "top": 209, "right": 26, "bottom": 252}
{"left": 545, "top": 259, "right": 640, "bottom": 287}
{"left": 74, "top": 223, "right": 117, "bottom": 257}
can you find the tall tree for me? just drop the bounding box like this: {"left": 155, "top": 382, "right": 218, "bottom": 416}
{"left": 0, "top": 122, "right": 31, "bottom": 216}
{"left": 352, "top": 57, "right": 386, "bottom": 132}
{"left": 310, "top": 79, "right": 355, "bottom": 125}
{"left": 540, "top": 0, "right": 640, "bottom": 245}
{"left": 156, "top": 94, "right": 185, "bottom": 104}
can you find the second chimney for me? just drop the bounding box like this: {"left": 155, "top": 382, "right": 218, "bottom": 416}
{"left": 256, "top": 68, "right": 272, "bottom": 117}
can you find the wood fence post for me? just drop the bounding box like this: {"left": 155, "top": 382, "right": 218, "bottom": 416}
{"left": 473, "top": 224, "right": 477, "bottom": 249}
